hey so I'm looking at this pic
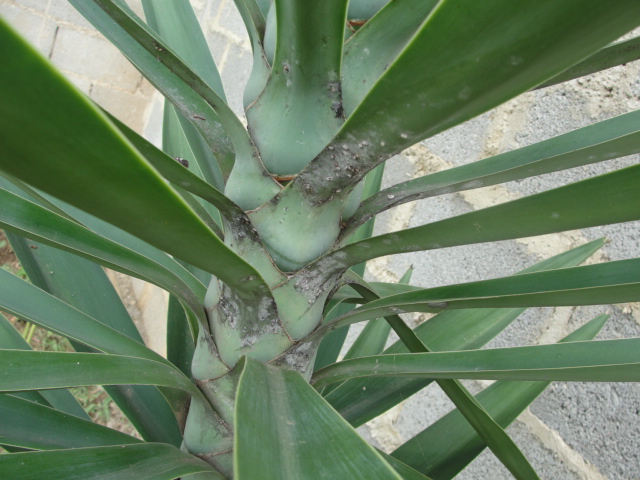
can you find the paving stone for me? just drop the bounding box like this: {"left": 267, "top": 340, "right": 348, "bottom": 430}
{"left": 213, "top": 0, "right": 248, "bottom": 44}
{"left": 139, "top": 283, "right": 168, "bottom": 357}
{"left": 45, "top": 1, "right": 94, "bottom": 31}
{"left": 203, "top": 30, "right": 231, "bottom": 78}
{"left": 8, "top": 0, "right": 47, "bottom": 11}
{"left": 90, "top": 84, "right": 151, "bottom": 133}
{"left": 424, "top": 111, "right": 494, "bottom": 167}
{"left": 218, "top": 41, "right": 253, "bottom": 116}
{"left": 142, "top": 92, "right": 165, "bottom": 148}
{"left": 51, "top": 26, "right": 143, "bottom": 93}
{"left": 527, "top": 306, "right": 640, "bottom": 480}
{"left": 190, "top": 0, "right": 209, "bottom": 19}
{"left": 531, "top": 381, "right": 640, "bottom": 480}
{"left": 0, "top": 3, "right": 58, "bottom": 55}
{"left": 456, "top": 420, "right": 585, "bottom": 480}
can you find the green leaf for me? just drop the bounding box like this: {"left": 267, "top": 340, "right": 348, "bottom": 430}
{"left": 391, "top": 315, "right": 608, "bottom": 479}
{"left": 231, "top": 0, "right": 271, "bottom": 108}
{"left": 0, "top": 394, "right": 141, "bottom": 450}
{"left": 312, "top": 338, "right": 640, "bottom": 389}
{"left": 141, "top": 0, "right": 226, "bottom": 98}
{"left": 4, "top": 234, "right": 183, "bottom": 445}
{"left": 0, "top": 347, "right": 217, "bottom": 450}
{"left": 1, "top": 170, "right": 208, "bottom": 302}
{"left": 105, "top": 111, "right": 227, "bottom": 228}
{"left": 0, "top": 263, "right": 165, "bottom": 366}
{"left": 343, "top": 316, "right": 390, "bottom": 359}
{"left": 165, "top": 295, "right": 195, "bottom": 432}
{"left": 167, "top": 295, "right": 195, "bottom": 379}
{"left": 346, "top": 276, "right": 539, "bottom": 480}
{"left": 343, "top": 161, "right": 385, "bottom": 236}
{"left": 322, "top": 308, "right": 527, "bottom": 428}
{"left": 0, "top": 18, "right": 272, "bottom": 304}
{"left": 339, "top": 267, "right": 414, "bottom": 370}
{"left": 538, "top": 35, "right": 640, "bottom": 89}
{"left": 141, "top": 0, "right": 227, "bottom": 189}
{"left": 112, "top": 109, "right": 277, "bottom": 263}
{"left": 234, "top": 357, "right": 402, "bottom": 480}
{"left": 313, "top": 257, "right": 640, "bottom": 339}
{"left": 330, "top": 282, "right": 419, "bottom": 304}
{"left": 342, "top": 0, "right": 439, "bottom": 115}
{"left": 313, "top": 300, "right": 357, "bottom": 371}
{"left": 0, "top": 443, "right": 225, "bottom": 480}
{"left": 331, "top": 163, "right": 640, "bottom": 268}
{"left": 72, "top": 0, "right": 237, "bottom": 178}
{"left": 72, "top": 0, "right": 280, "bottom": 210}
{"left": 7, "top": 232, "right": 143, "bottom": 342}
{"left": 0, "top": 185, "right": 206, "bottom": 309}
{"left": 323, "top": 239, "right": 605, "bottom": 425}
{"left": 346, "top": 108, "right": 640, "bottom": 238}
{"left": 246, "top": 0, "right": 348, "bottom": 176}
{"left": 378, "top": 451, "right": 434, "bottom": 480}
{"left": 0, "top": 313, "right": 89, "bottom": 421}
{"left": 291, "top": 0, "right": 640, "bottom": 204}
{"left": 0, "top": 350, "right": 200, "bottom": 399}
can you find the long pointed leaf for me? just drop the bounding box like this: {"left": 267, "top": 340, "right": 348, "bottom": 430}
{"left": 537, "top": 35, "right": 640, "bottom": 89}
{"left": 347, "top": 277, "right": 539, "bottom": 480}
{"left": 342, "top": 0, "right": 438, "bottom": 115}
{"left": 312, "top": 338, "right": 640, "bottom": 389}
{"left": 105, "top": 111, "right": 233, "bottom": 225}
{"left": 0, "top": 443, "right": 224, "bottom": 480}
{"left": 343, "top": 267, "right": 414, "bottom": 362}
{"left": 234, "top": 357, "right": 402, "bottom": 480}
{"left": 0, "top": 313, "right": 89, "bottom": 420}
{"left": 7, "top": 233, "right": 142, "bottom": 342}
{"left": 379, "top": 451, "right": 434, "bottom": 480}
{"left": 313, "top": 300, "right": 358, "bottom": 372}
{"left": 347, "top": 108, "right": 640, "bottom": 238}
{"left": 0, "top": 257, "right": 171, "bottom": 365}
{"left": 0, "top": 394, "right": 141, "bottom": 450}
{"left": 329, "top": 162, "right": 640, "bottom": 268}
{"left": 392, "top": 315, "right": 607, "bottom": 479}
{"left": 0, "top": 19, "right": 272, "bottom": 304}
{"left": 322, "top": 239, "right": 604, "bottom": 425}
{"left": 166, "top": 295, "right": 195, "bottom": 379}
{"left": 72, "top": 0, "right": 237, "bottom": 177}
{"left": 0, "top": 308, "right": 186, "bottom": 445}
{"left": 0, "top": 350, "right": 200, "bottom": 398}
{"left": 0, "top": 185, "right": 202, "bottom": 299}
{"left": 0, "top": 349, "right": 228, "bottom": 453}
{"left": 4, "top": 235, "right": 183, "bottom": 445}
{"left": 311, "top": 257, "right": 640, "bottom": 339}
{"left": 73, "top": 0, "right": 280, "bottom": 209}
{"left": 0, "top": 183, "right": 210, "bottom": 337}
{"left": 290, "top": 0, "right": 640, "bottom": 204}
{"left": 142, "top": 0, "right": 227, "bottom": 189}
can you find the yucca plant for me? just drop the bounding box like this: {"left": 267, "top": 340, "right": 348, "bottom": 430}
{"left": 1, "top": 0, "right": 640, "bottom": 478}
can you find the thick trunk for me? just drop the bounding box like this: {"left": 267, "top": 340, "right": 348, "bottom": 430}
{"left": 182, "top": 274, "right": 334, "bottom": 477}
